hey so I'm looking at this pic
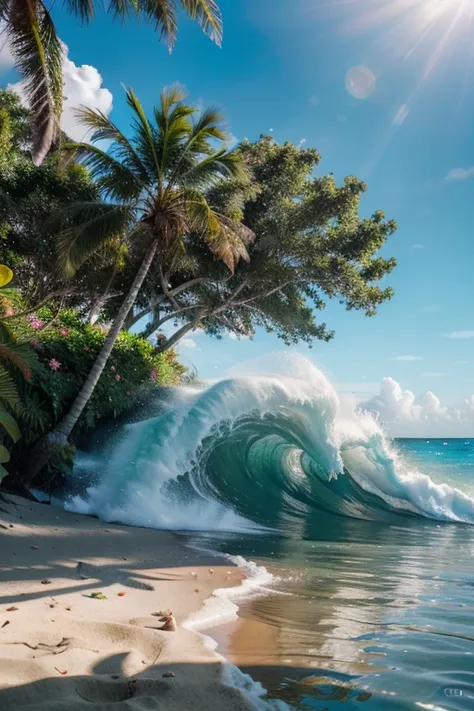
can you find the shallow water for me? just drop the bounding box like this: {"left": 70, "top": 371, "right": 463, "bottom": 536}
{"left": 193, "top": 441, "right": 474, "bottom": 710}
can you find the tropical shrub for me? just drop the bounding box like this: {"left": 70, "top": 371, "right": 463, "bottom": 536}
{"left": 3, "top": 307, "right": 184, "bottom": 486}
{"left": 0, "top": 264, "right": 34, "bottom": 483}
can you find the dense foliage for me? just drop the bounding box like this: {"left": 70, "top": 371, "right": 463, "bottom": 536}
{"left": 0, "top": 91, "right": 123, "bottom": 312}
{"left": 2, "top": 307, "right": 184, "bottom": 485}
{"left": 125, "top": 136, "right": 398, "bottom": 346}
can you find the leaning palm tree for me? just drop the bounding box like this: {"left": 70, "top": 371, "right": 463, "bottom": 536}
{"left": 21, "top": 85, "right": 252, "bottom": 487}
{"left": 0, "top": 0, "right": 222, "bottom": 165}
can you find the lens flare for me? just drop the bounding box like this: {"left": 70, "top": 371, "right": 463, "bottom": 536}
{"left": 345, "top": 65, "right": 376, "bottom": 98}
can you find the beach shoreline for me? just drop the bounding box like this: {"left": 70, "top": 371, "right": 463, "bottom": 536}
{"left": 0, "top": 494, "right": 262, "bottom": 710}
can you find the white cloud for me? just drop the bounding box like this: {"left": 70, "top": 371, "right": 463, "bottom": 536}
{"left": 180, "top": 338, "right": 197, "bottom": 349}
{"left": 362, "top": 378, "right": 474, "bottom": 437}
{"left": 411, "top": 243, "right": 424, "bottom": 249}
{"left": 455, "top": 360, "right": 469, "bottom": 365}
{"left": 299, "top": 137, "right": 306, "bottom": 146}
{"left": 8, "top": 41, "right": 113, "bottom": 142}
{"left": 444, "top": 331, "right": 474, "bottom": 339}
{"left": 445, "top": 166, "right": 474, "bottom": 181}
{"left": 269, "top": 128, "right": 274, "bottom": 133}
{"left": 392, "top": 355, "right": 423, "bottom": 361}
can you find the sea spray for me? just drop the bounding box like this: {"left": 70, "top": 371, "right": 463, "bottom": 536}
{"left": 66, "top": 354, "right": 474, "bottom": 528}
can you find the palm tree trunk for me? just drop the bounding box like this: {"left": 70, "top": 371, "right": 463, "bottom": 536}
{"left": 88, "top": 262, "right": 119, "bottom": 324}
{"left": 21, "top": 240, "right": 159, "bottom": 489}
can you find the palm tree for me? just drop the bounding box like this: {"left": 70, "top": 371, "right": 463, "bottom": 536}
{"left": 0, "top": 0, "right": 222, "bottom": 165}
{"left": 21, "top": 85, "right": 251, "bottom": 487}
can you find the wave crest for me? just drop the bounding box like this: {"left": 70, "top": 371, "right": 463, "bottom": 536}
{"left": 66, "top": 355, "right": 474, "bottom": 530}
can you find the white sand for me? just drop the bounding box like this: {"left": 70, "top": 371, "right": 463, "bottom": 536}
{"left": 0, "top": 494, "right": 254, "bottom": 710}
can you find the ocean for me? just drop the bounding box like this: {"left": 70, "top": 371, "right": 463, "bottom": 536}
{"left": 66, "top": 356, "right": 474, "bottom": 710}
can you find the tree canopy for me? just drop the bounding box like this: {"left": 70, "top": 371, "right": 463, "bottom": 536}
{"left": 0, "top": 90, "right": 124, "bottom": 314}
{"left": 127, "top": 135, "right": 397, "bottom": 349}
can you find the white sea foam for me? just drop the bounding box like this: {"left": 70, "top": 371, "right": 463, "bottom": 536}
{"left": 184, "top": 554, "right": 290, "bottom": 711}
{"left": 65, "top": 353, "right": 474, "bottom": 528}
{"left": 184, "top": 554, "right": 276, "bottom": 631}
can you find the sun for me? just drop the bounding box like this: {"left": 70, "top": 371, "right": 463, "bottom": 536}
{"left": 339, "top": 0, "right": 474, "bottom": 83}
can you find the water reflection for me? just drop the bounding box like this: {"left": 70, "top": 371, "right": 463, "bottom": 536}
{"left": 195, "top": 521, "right": 474, "bottom": 709}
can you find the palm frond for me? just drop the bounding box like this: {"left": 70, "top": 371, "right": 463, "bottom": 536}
{"left": 0, "top": 322, "right": 34, "bottom": 379}
{"left": 165, "top": 106, "right": 228, "bottom": 188}
{"left": 181, "top": 148, "right": 249, "bottom": 189}
{"left": 141, "top": 0, "right": 178, "bottom": 47}
{"left": 181, "top": 0, "right": 222, "bottom": 46}
{"left": 125, "top": 86, "right": 162, "bottom": 179}
{"left": 153, "top": 85, "right": 194, "bottom": 175}
{"left": 159, "top": 83, "right": 187, "bottom": 114}
{"left": 67, "top": 0, "right": 95, "bottom": 21}
{"left": 63, "top": 141, "right": 145, "bottom": 200}
{"left": 74, "top": 106, "right": 150, "bottom": 182}
{"left": 0, "top": 364, "right": 19, "bottom": 409}
{"left": 190, "top": 106, "right": 228, "bottom": 147}
{"left": 8, "top": 0, "right": 63, "bottom": 165}
{"left": 154, "top": 85, "right": 193, "bottom": 132}
{"left": 55, "top": 202, "right": 135, "bottom": 277}
{"left": 186, "top": 193, "right": 252, "bottom": 273}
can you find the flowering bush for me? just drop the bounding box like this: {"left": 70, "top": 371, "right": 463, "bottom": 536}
{"left": 27, "top": 314, "right": 45, "bottom": 330}
{"left": 48, "top": 358, "right": 61, "bottom": 371}
{"left": 8, "top": 308, "right": 185, "bottom": 465}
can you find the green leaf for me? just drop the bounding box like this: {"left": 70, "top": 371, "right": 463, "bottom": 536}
{"left": 0, "top": 463, "right": 9, "bottom": 483}
{"left": 89, "top": 592, "right": 107, "bottom": 600}
{"left": 0, "top": 444, "right": 11, "bottom": 463}
{"left": 0, "top": 409, "right": 20, "bottom": 442}
{"left": 0, "top": 365, "right": 19, "bottom": 409}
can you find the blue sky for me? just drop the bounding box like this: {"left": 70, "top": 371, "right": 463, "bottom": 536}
{"left": 1, "top": 0, "right": 473, "bottom": 433}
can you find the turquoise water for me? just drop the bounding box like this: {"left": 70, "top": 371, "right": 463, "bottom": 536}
{"left": 67, "top": 359, "right": 474, "bottom": 710}
{"left": 191, "top": 443, "right": 474, "bottom": 710}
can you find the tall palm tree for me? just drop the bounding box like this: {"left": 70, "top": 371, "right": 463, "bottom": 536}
{"left": 21, "top": 85, "right": 252, "bottom": 487}
{"left": 0, "top": 0, "right": 222, "bottom": 165}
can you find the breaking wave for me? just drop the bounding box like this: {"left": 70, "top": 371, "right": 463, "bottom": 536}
{"left": 66, "top": 354, "right": 474, "bottom": 530}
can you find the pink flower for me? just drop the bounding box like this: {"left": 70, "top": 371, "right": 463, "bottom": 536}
{"left": 111, "top": 365, "right": 115, "bottom": 371}
{"left": 30, "top": 339, "right": 39, "bottom": 348}
{"left": 83, "top": 345, "right": 90, "bottom": 351}
{"left": 49, "top": 358, "right": 61, "bottom": 371}
{"left": 59, "top": 328, "right": 69, "bottom": 336}
{"left": 28, "top": 314, "right": 45, "bottom": 330}
{"left": 115, "top": 373, "right": 121, "bottom": 381}
{"left": 126, "top": 391, "right": 131, "bottom": 396}
{"left": 151, "top": 369, "right": 157, "bottom": 380}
